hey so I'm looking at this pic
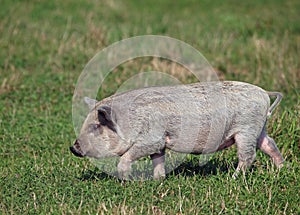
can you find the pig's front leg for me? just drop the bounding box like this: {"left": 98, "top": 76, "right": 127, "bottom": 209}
{"left": 117, "top": 152, "right": 133, "bottom": 180}
{"left": 117, "top": 142, "right": 166, "bottom": 180}
{"left": 150, "top": 149, "right": 166, "bottom": 180}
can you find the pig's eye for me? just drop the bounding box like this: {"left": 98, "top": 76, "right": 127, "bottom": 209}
{"left": 88, "top": 123, "right": 102, "bottom": 133}
{"left": 93, "top": 124, "right": 101, "bottom": 130}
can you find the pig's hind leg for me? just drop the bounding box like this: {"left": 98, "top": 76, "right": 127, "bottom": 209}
{"left": 257, "top": 129, "right": 284, "bottom": 168}
{"left": 232, "top": 133, "right": 257, "bottom": 179}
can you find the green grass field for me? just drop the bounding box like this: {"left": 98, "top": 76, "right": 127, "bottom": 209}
{"left": 1, "top": 0, "right": 299, "bottom": 214}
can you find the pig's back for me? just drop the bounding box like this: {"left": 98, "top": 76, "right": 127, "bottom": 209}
{"left": 101, "top": 81, "right": 270, "bottom": 116}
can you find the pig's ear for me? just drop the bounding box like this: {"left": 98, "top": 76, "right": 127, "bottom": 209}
{"left": 84, "top": 97, "right": 98, "bottom": 110}
{"left": 97, "top": 106, "right": 116, "bottom": 132}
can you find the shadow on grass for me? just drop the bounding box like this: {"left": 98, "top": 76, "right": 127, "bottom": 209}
{"left": 167, "top": 159, "right": 236, "bottom": 178}
{"left": 78, "top": 158, "right": 241, "bottom": 181}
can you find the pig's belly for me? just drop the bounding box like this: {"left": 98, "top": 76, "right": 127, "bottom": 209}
{"left": 165, "top": 134, "right": 235, "bottom": 154}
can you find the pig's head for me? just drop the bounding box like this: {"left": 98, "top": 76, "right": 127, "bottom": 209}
{"left": 70, "top": 97, "right": 128, "bottom": 159}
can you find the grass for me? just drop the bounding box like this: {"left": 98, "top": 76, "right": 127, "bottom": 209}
{"left": 0, "top": 0, "right": 299, "bottom": 214}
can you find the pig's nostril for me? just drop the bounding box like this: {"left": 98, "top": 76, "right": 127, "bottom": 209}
{"left": 70, "top": 145, "right": 84, "bottom": 157}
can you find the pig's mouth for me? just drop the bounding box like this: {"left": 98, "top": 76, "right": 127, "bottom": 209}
{"left": 70, "top": 140, "right": 84, "bottom": 157}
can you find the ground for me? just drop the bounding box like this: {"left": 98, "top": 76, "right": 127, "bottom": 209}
{"left": 0, "top": 0, "right": 299, "bottom": 214}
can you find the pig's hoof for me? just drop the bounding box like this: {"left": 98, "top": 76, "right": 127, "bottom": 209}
{"left": 117, "top": 167, "right": 132, "bottom": 180}
{"left": 277, "top": 163, "right": 284, "bottom": 169}
{"left": 277, "top": 161, "right": 290, "bottom": 170}
{"left": 232, "top": 173, "right": 238, "bottom": 180}
{"left": 153, "top": 174, "right": 166, "bottom": 180}
{"left": 118, "top": 171, "right": 131, "bottom": 181}
{"left": 275, "top": 159, "right": 285, "bottom": 168}
{"left": 232, "top": 170, "right": 241, "bottom": 179}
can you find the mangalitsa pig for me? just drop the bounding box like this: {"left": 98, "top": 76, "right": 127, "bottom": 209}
{"left": 70, "top": 81, "right": 284, "bottom": 179}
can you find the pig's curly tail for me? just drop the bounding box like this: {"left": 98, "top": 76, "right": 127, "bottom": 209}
{"left": 267, "top": 92, "right": 283, "bottom": 117}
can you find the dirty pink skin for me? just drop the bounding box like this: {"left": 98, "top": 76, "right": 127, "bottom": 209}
{"left": 70, "top": 81, "right": 284, "bottom": 180}
{"left": 257, "top": 130, "right": 285, "bottom": 168}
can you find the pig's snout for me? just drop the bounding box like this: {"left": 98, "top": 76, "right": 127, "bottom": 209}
{"left": 70, "top": 140, "right": 84, "bottom": 157}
